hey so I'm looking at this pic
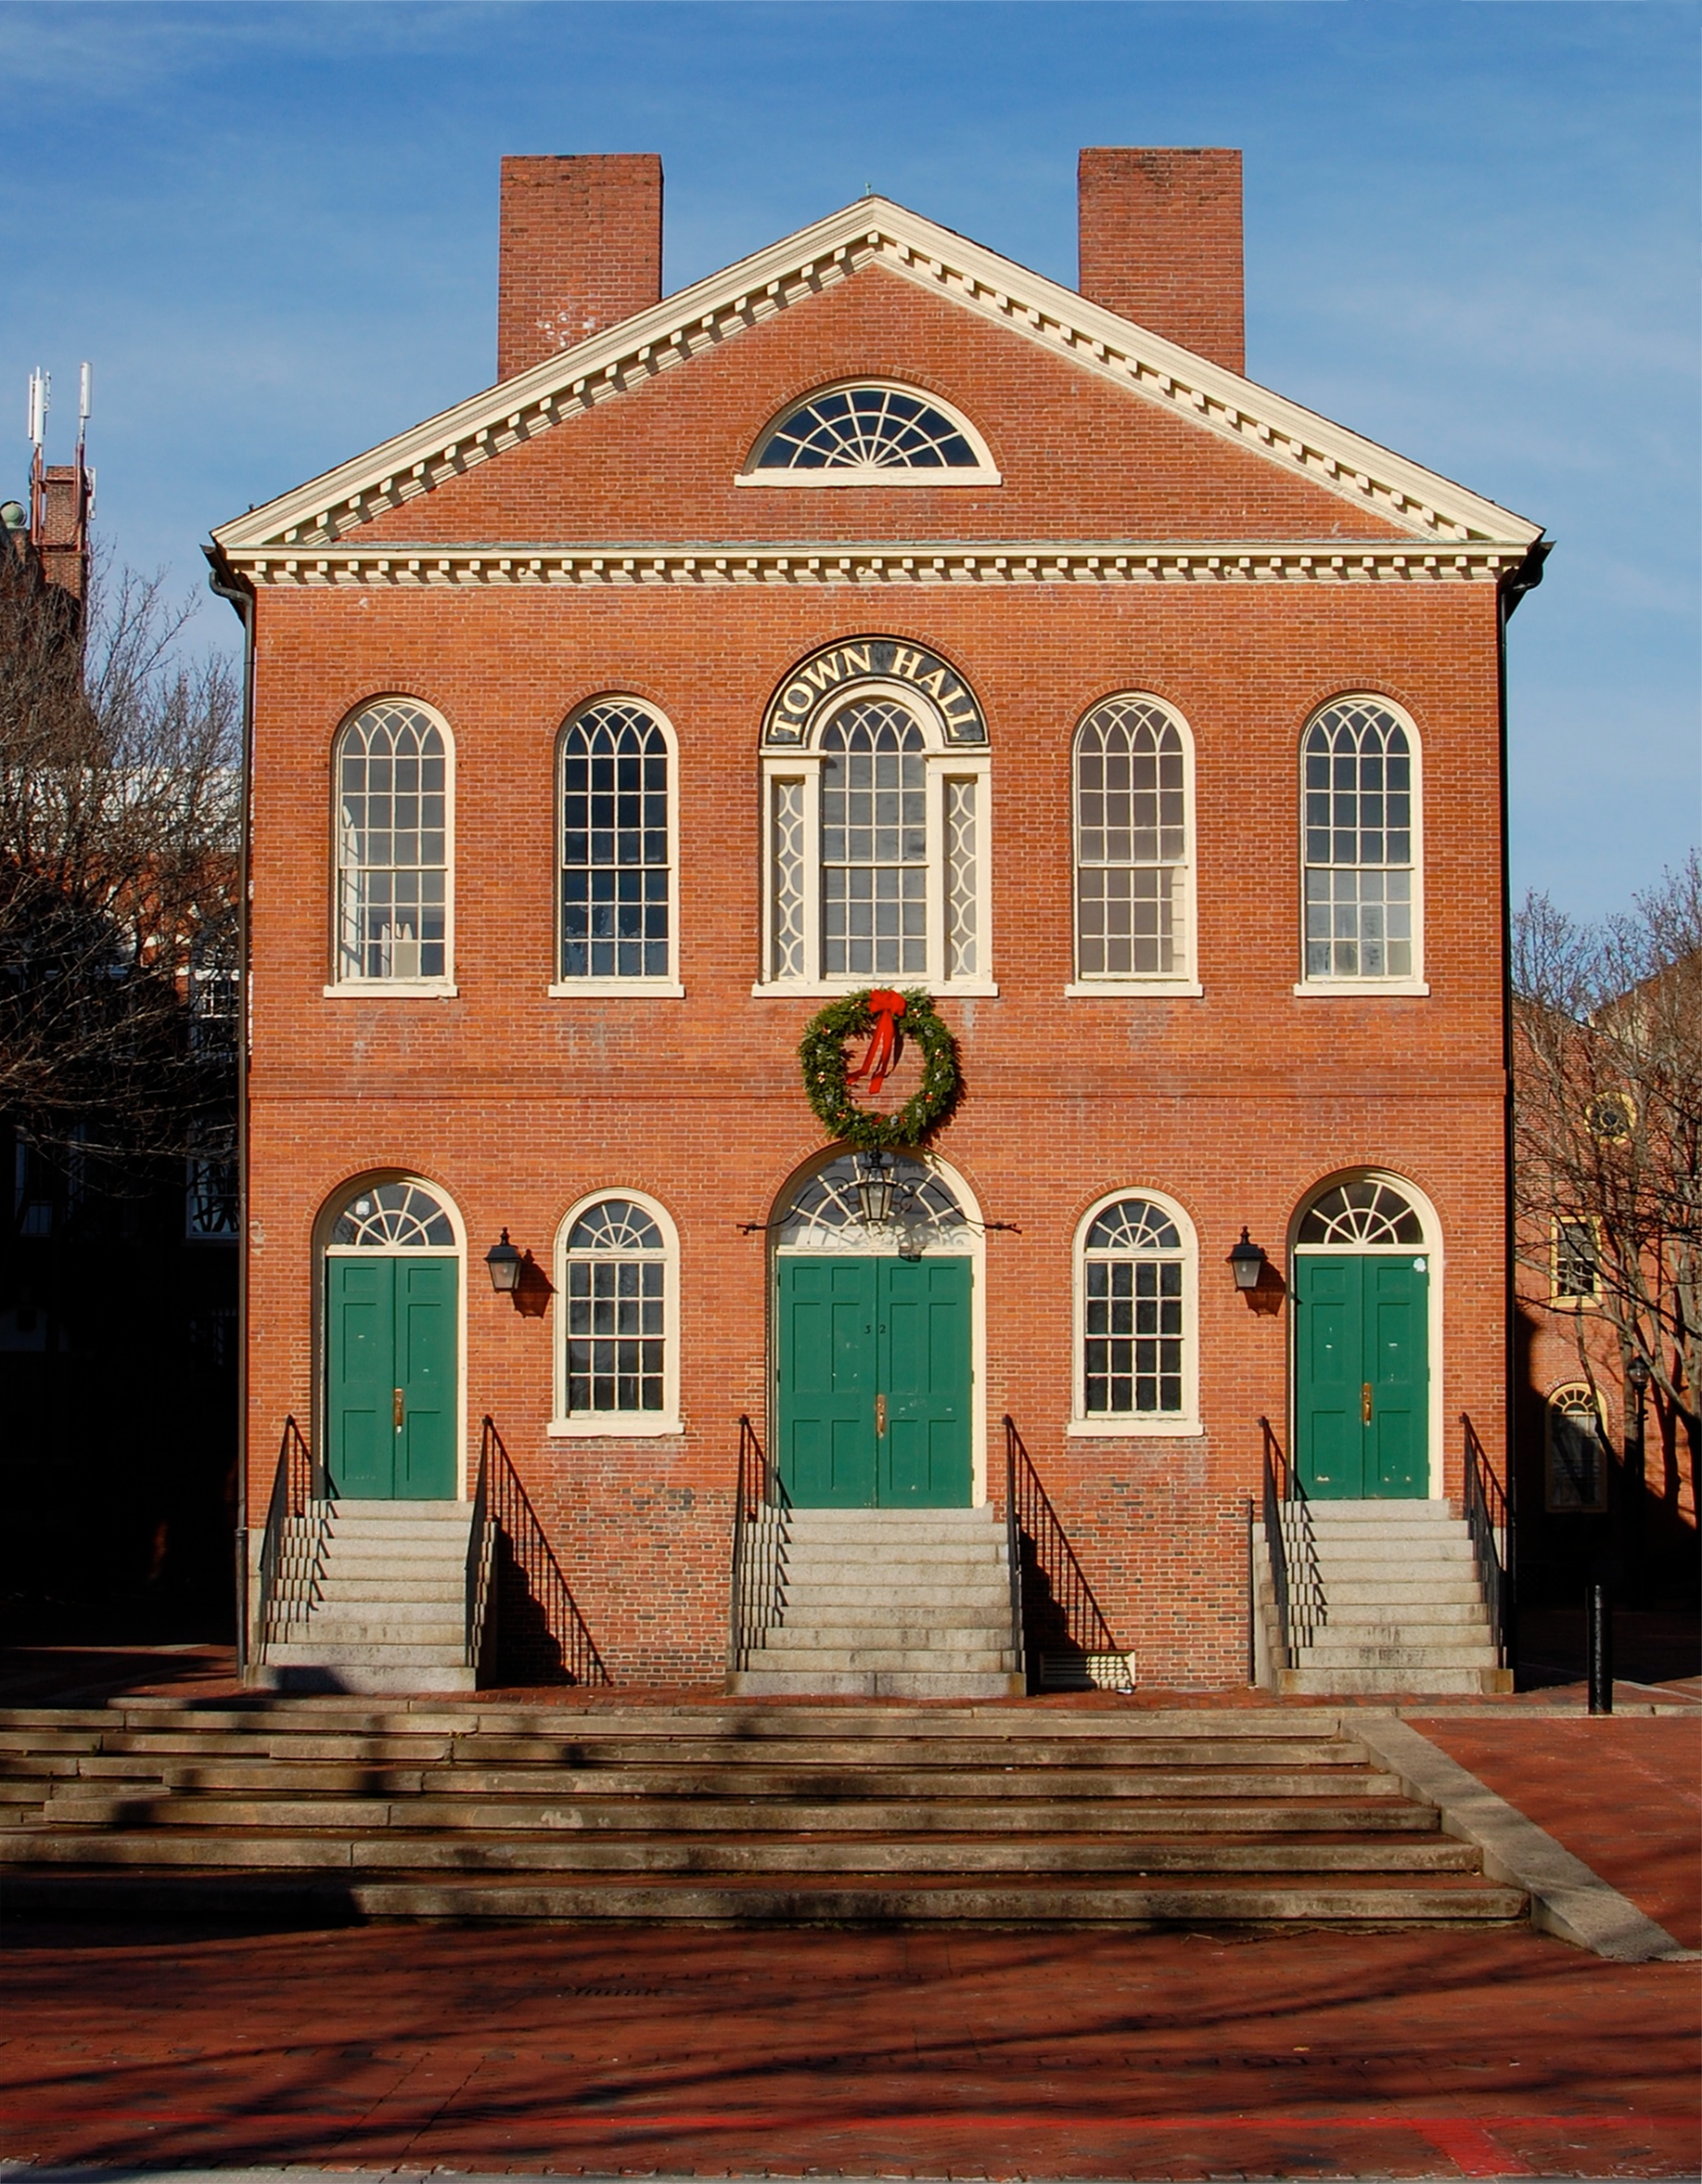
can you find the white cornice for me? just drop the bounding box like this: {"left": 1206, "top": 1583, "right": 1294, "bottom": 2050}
{"left": 210, "top": 196, "right": 1543, "bottom": 558}
{"left": 220, "top": 539, "right": 1530, "bottom": 589}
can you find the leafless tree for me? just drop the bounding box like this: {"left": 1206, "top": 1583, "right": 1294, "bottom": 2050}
{"left": 1512, "top": 854, "right": 1702, "bottom": 1482}
{"left": 0, "top": 554, "right": 240, "bottom": 1173}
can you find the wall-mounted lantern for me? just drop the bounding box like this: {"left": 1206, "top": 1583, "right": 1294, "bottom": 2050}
{"left": 484, "top": 1229, "right": 523, "bottom": 1295}
{"left": 854, "top": 1150, "right": 897, "bottom": 1229}
{"left": 1228, "top": 1228, "right": 1268, "bottom": 1292}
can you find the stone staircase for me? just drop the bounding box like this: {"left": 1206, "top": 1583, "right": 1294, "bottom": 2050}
{"left": 259, "top": 1500, "right": 477, "bottom": 1696}
{"left": 730, "top": 1506, "right": 1024, "bottom": 1699}
{"left": 1262, "top": 1501, "right": 1510, "bottom": 1696}
{"left": 0, "top": 1700, "right": 1527, "bottom": 1929}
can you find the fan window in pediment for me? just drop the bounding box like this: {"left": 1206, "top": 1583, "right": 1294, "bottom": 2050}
{"left": 743, "top": 385, "right": 999, "bottom": 485}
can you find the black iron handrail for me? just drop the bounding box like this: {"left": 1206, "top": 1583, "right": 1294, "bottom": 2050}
{"left": 1259, "top": 1416, "right": 1323, "bottom": 1664}
{"left": 466, "top": 1423, "right": 495, "bottom": 1674}
{"left": 729, "top": 1414, "right": 789, "bottom": 1674}
{"left": 1462, "top": 1411, "right": 1515, "bottom": 1672}
{"left": 251, "top": 1416, "right": 326, "bottom": 1667}
{"left": 477, "top": 1416, "right": 608, "bottom": 1686}
{"left": 1004, "top": 1417, "right": 1124, "bottom": 1688}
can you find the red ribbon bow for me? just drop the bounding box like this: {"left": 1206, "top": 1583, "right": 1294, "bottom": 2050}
{"left": 845, "top": 990, "right": 907, "bottom": 1095}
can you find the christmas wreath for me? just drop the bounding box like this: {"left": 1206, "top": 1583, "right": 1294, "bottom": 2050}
{"left": 798, "top": 987, "right": 961, "bottom": 1151}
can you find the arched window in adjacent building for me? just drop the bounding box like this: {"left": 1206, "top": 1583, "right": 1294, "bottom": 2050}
{"left": 334, "top": 700, "right": 452, "bottom": 986}
{"left": 1073, "top": 1193, "right": 1197, "bottom": 1431}
{"left": 557, "top": 699, "right": 678, "bottom": 989}
{"left": 1545, "top": 1382, "right": 1608, "bottom": 1513}
{"left": 554, "top": 1194, "right": 680, "bottom": 1433}
{"left": 1072, "top": 695, "right": 1194, "bottom": 988}
{"left": 741, "top": 384, "right": 999, "bottom": 484}
{"left": 1300, "top": 697, "right": 1420, "bottom": 986}
{"left": 761, "top": 678, "right": 992, "bottom": 992}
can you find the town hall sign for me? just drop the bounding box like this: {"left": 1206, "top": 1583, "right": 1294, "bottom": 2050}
{"left": 762, "top": 637, "right": 987, "bottom": 747}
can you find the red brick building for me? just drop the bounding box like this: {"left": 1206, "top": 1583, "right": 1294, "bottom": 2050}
{"left": 209, "top": 149, "right": 1547, "bottom": 1693}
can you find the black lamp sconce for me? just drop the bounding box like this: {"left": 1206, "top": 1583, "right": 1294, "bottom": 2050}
{"left": 485, "top": 1229, "right": 523, "bottom": 1295}
{"left": 1228, "top": 1228, "right": 1268, "bottom": 1293}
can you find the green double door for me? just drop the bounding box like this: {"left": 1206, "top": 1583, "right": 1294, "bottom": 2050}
{"left": 326, "top": 1255, "right": 458, "bottom": 1498}
{"left": 1292, "top": 1253, "right": 1428, "bottom": 1498}
{"left": 776, "top": 1255, "right": 972, "bottom": 1507}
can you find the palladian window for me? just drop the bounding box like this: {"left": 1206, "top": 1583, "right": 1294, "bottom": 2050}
{"left": 1300, "top": 698, "right": 1421, "bottom": 988}
{"left": 333, "top": 700, "right": 452, "bottom": 988}
{"left": 740, "top": 383, "right": 1000, "bottom": 486}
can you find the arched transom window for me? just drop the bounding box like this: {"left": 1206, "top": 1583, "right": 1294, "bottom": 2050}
{"left": 1076, "top": 1195, "right": 1194, "bottom": 1426}
{"left": 335, "top": 700, "right": 451, "bottom": 986}
{"left": 557, "top": 699, "right": 676, "bottom": 988}
{"left": 560, "top": 1196, "right": 676, "bottom": 1425}
{"left": 1301, "top": 698, "right": 1419, "bottom": 985}
{"left": 742, "top": 385, "right": 999, "bottom": 486}
{"left": 1297, "top": 1179, "right": 1425, "bottom": 1247}
{"left": 1545, "top": 1382, "right": 1607, "bottom": 1513}
{"left": 330, "top": 1180, "right": 455, "bottom": 1249}
{"left": 763, "top": 680, "right": 992, "bottom": 993}
{"left": 777, "top": 1153, "right": 971, "bottom": 1252}
{"left": 1073, "top": 696, "right": 1194, "bottom": 987}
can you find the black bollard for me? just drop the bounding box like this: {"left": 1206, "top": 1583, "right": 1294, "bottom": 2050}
{"left": 1587, "top": 1579, "right": 1614, "bottom": 1715}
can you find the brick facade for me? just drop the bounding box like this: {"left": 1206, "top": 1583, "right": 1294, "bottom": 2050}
{"left": 217, "top": 152, "right": 1544, "bottom": 1688}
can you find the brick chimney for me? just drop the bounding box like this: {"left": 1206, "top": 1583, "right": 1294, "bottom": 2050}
{"left": 1077, "top": 148, "right": 1244, "bottom": 375}
{"left": 497, "top": 154, "right": 663, "bottom": 382}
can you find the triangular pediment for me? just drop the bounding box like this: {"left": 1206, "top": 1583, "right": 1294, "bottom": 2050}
{"left": 211, "top": 195, "right": 1541, "bottom": 560}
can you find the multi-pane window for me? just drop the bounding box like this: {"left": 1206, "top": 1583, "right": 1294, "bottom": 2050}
{"left": 1552, "top": 1220, "right": 1599, "bottom": 1306}
{"left": 1074, "top": 697, "right": 1190, "bottom": 982}
{"left": 335, "top": 701, "right": 450, "bottom": 983}
{"left": 1546, "top": 1383, "right": 1607, "bottom": 1512}
{"left": 558, "top": 700, "right": 672, "bottom": 983}
{"left": 564, "top": 1198, "right": 668, "bottom": 1416}
{"left": 1080, "top": 1197, "right": 1187, "bottom": 1419}
{"left": 186, "top": 1155, "right": 238, "bottom": 1240}
{"left": 764, "top": 691, "right": 989, "bottom": 989}
{"left": 745, "top": 385, "right": 997, "bottom": 482}
{"left": 1302, "top": 699, "right": 1416, "bottom": 982}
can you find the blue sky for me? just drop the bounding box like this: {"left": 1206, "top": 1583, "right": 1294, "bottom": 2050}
{"left": 2, "top": 0, "right": 1696, "bottom": 918}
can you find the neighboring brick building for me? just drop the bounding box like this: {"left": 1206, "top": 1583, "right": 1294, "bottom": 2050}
{"left": 208, "top": 148, "right": 1548, "bottom": 1690}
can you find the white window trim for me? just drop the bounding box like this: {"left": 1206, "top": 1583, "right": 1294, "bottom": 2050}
{"left": 553, "top": 697, "right": 684, "bottom": 997}
{"left": 755, "top": 694, "right": 994, "bottom": 996}
{"left": 1296, "top": 693, "right": 1426, "bottom": 996}
{"left": 737, "top": 380, "right": 1001, "bottom": 488}
{"left": 549, "top": 1188, "right": 683, "bottom": 1437}
{"left": 1069, "top": 1188, "right": 1201, "bottom": 1437}
{"left": 1549, "top": 1215, "right": 1603, "bottom": 1312}
{"left": 328, "top": 695, "right": 456, "bottom": 996}
{"left": 1069, "top": 693, "right": 1199, "bottom": 995}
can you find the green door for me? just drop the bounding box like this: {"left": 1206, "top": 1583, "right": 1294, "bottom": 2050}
{"left": 776, "top": 1255, "right": 971, "bottom": 1507}
{"left": 1293, "top": 1253, "right": 1428, "bottom": 1499}
{"left": 326, "top": 1255, "right": 458, "bottom": 1498}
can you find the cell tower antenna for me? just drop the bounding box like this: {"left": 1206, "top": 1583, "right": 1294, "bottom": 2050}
{"left": 27, "top": 366, "right": 48, "bottom": 451}
{"left": 27, "top": 367, "right": 49, "bottom": 543}
{"left": 78, "top": 362, "right": 92, "bottom": 436}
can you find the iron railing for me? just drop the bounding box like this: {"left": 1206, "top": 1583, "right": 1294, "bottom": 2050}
{"left": 1462, "top": 1411, "right": 1515, "bottom": 1672}
{"left": 729, "top": 1414, "right": 789, "bottom": 1675}
{"left": 1004, "top": 1417, "right": 1127, "bottom": 1689}
{"left": 476, "top": 1416, "right": 608, "bottom": 1686}
{"left": 1259, "top": 1416, "right": 1323, "bottom": 1668}
{"left": 252, "top": 1416, "right": 328, "bottom": 1667}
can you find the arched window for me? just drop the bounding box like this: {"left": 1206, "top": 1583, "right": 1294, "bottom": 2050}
{"left": 741, "top": 384, "right": 999, "bottom": 486}
{"left": 761, "top": 677, "right": 992, "bottom": 993}
{"left": 554, "top": 1194, "right": 681, "bottom": 1434}
{"left": 556, "top": 698, "right": 678, "bottom": 991}
{"left": 1072, "top": 1193, "right": 1197, "bottom": 1432}
{"left": 1300, "top": 698, "right": 1421, "bottom": 988}
{"left": 330, "top": 1178, "right": 456, "bottom": 1248}
{"left": 1545, "top": 1382, "right": 1607, "bottom": 1513}
{"left": 1296, "top": 1178, "right": 1425, "bottom": 1247}
{"left": 1072, "top": 695, "right": 1195, "bottom": 990}
{"left": 334, "top": 700, "right": 452, "bottom": 987}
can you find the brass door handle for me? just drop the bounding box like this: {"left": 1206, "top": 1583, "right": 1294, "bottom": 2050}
{"left": 393, "top": 1388, "right": 404, "bottom": 1432}
{"left": 1361, "top": 1382, "right": 1373, "bottom": 1426}
{"left": 875, "top": 1393, "right": 888, "bottom": 1438}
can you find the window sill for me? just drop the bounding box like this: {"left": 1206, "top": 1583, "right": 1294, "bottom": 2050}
{"left": 547, "top": 1417, "right": 685, "bottom": 1439}
{"left": 751, "top": 979, "right": 1000, "bottom": 999}
{"left": 1064, "top": 981, "right": 1204, "bottom": 1000}
{"left": 1066, "top": 1417, "right": 1204, "bottom": 1440}
{"left": 324, "top": 981, "right": 458, "bottom": 999}
{"left": 547, "top": 981, "right": 685, "bottom": 998}
{"left": 1293, "top": 979, "right": 1429, "bottom": 999}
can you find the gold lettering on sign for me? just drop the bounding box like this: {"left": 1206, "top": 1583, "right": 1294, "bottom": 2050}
{"left": 889, "top": 646, "right": 925, "bottom": 679}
